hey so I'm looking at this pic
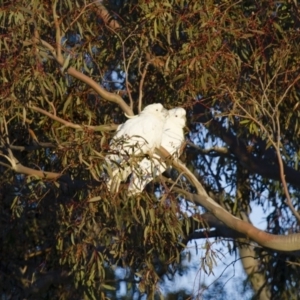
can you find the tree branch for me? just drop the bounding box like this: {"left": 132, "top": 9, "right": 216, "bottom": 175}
{"left": 29, "top": 105, "right": 118, "bottom": 132}
{"left": 138, "top": 62, "right": 150, "bottom": 113}
{"left": 1, "top": 148, "right": 62, "bottom": 179}
{"left": 193, "top": 103, "right": 300, "bottom": 188}
{"left": 157, "top": 146, "right": 300, "bottom": 252}
{"left": 238, "top": 212, "right": 271, "bottom": 300}
{"left": 185, "top": 213, "right": 246, "bottom": 242}
{"left": 93, "top": 0, "right": 121, "bottom": 30}
{"left": 34, "top": 36, "right": 133, "bottom": 116}
{"left": 187, "top": 141, "right": 229, "bottom": 155}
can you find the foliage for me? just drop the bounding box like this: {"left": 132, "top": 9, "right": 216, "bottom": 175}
{"left": 1, "top": 0, "right": 300, "bottom": 299}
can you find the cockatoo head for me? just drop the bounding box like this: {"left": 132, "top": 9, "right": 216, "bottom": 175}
{"left": 142, "top": 103, "right": 168, "bottom": 118}
{"left": 167, "top": 107, "right": 186, "bottom": 127}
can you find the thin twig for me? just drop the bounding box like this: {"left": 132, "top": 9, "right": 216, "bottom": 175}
{"left": 108, "top": 26, "right": 137, "bottom": 110}
{"left": 66, "top": 2, "right": 95, "bottom": 31}
{"left": 124, "top": 48, "right": 137, "bottom": 109}
{"left": 29, "top": 104, "right": 118, "bottom": 131}
{"left": 30, "top": 105, "right": 85, "bottom": 130}
{"left": 53, "top": 0, "right": 62, "bottom": 62}
{"left": 275, "top": 113, "right": 300, "bottom": 222}
{"left": 138, "top": 62, "right": 150, "bottom": 113}
{"left": 275, "top": 74, "right": 300, "bottom": 112}
{"left": 231, "top": 86, "right": 300, "bottom": 222}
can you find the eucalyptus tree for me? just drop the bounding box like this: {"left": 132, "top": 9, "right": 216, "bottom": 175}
{"left": 1, "top": 0, "right": 300, "bottom": 299}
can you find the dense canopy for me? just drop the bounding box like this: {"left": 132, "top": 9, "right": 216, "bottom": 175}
{"left": 1, "top": 0, "right": 300, "bottom": 299}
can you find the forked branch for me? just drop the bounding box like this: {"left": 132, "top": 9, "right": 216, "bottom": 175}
{"left": 156, "top": 146, "right": 300, "bottom": 252}
{"left": 33, "top": 27, "right": 133, "bottom": 116}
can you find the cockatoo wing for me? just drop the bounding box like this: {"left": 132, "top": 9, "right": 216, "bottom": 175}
{"left": 128, "top": 107, "right": 186, "bottom": 195}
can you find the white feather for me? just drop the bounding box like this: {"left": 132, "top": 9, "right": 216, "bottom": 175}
{"left": 128, "top": 107, "right": 186, "bottom": 195}
{"left": 106, "top": 103, "right": 168, "bottom": 193}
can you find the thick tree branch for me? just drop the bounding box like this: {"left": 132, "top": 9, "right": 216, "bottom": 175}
{"left": 238, "top": 212, "right": 271, "bottom": 300}
{"left": 185, "top": 213, "right": 246, "bottom": 241}
{"left": 1, "top": 148, "right": 62, "bottom": 179}
{"left": 157, "top": 146, "right": 300, "bottom": 252}
{"left": 187, "top": 141, "right": 229, "bottom": 155}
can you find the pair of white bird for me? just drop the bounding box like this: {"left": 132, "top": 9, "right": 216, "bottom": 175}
{"left": 106, "top": 103, "right": 186, "bottom": 195}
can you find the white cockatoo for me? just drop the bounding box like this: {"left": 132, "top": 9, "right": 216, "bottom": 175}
{"left": 128, "top": 107, "right": 186, "bottom": 195}
{"left": 106, "top": 103, "right": 168, "bottom": 192}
